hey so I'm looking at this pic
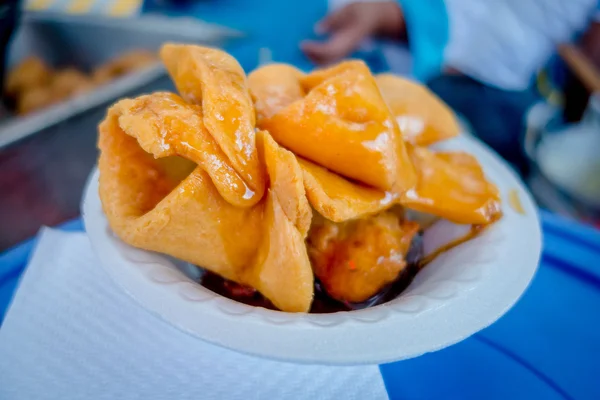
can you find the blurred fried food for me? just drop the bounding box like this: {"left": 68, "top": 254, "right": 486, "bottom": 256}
{"left": 17, "top": 86, "right": 56, "bottom": 115}
{"left": 93, "top": 50, "right": 158, "bottom": 84}
{"left": 50, "top": 68, "right": 95, "bottom": 100}
{"left": 5, "top": 56, "right": 52, "bottom": 97}
{"left": 4, "top": 50, "right": 158, "bottom": 116}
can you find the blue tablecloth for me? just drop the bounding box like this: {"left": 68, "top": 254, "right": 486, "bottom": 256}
{"left": 2, "top": 212, "right": 600, "bottom": 399}
{"left": 2, "top": 1, "right": 600, "bottom": 398}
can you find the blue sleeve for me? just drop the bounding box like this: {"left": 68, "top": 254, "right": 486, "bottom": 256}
{"left": 398, "top": 0, "right": 449, "bottom": 82}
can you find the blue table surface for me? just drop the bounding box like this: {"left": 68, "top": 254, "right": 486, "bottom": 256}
{"left": 2, "top": 1, "right": 600, "bottom": 399}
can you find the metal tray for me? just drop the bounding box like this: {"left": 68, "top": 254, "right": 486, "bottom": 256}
{"left": 0, "top": 11, "right": 241, "bottom": 250}
{"left": 0, "top": 11, "right": 242, "bottom": 149}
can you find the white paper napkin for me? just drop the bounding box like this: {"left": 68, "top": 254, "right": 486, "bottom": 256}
{"left": 0, "top": 228, "right": 388, "bottom": 400}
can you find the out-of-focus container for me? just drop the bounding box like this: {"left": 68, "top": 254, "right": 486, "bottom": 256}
{"left": 0, "top": 11, "right": 242, "bottom": 149}
{"left": 526, "top": 94, "right": 600, "bottom": 225}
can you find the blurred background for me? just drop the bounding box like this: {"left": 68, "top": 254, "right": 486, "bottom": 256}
{"left": 0, "top": 0, "right": 599, "bottom": 251}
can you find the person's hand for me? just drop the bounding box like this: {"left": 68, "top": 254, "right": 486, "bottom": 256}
{"left": 301, "top": 1, "right": 405, "bottom": 65}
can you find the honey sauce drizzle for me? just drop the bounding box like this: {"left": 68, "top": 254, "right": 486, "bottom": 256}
{"left": 508, "top": 189, "right": 526, "bottom": 215}
{"left": 418, "top": 213, "right": 503, "bottom": 269}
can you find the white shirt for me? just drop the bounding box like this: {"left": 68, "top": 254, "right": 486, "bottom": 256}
{"left": 443, "top": 0, "right": 599, "bottom": 90}
{"left": 330, "top": 0, "right": 600, "bottom": 90}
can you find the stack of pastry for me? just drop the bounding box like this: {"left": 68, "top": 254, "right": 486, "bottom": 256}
{"left": 4, "top": 50, "right": 157, "bottom": 115}
{"left": 98, "top": 44, "right": 501, "bottom": 313}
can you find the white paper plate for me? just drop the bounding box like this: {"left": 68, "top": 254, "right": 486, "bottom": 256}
{"left": 82, "top": 135, "right": 541, "bottom": 365}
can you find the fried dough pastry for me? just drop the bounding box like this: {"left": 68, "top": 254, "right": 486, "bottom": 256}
{"left": 250, "top": 61, "right": 416, "bottom": 194}
{"left": 99, "top": 44, "right": 503, "bottom": 312}
{"left": 98, "top": 45, "right": 312, "bottom": 312}
{"left": 160, "top": 44, "right": 265, "bottom": 203}
{"left": 248, "top": 64, "right": 305, "bottom": 123}
{"left": 307, "top": 211, "right": 419, "bottom": 303}
{"left": 299, "top": 158, "right": 396, "bottom": 222}
{"left": 249, "top": 63, "right": 500, "bottom": 225}
{"left": 376, "top": 74, "right": 460, "bottom": 146}
{"left": 402, "top": 146, "right": 501, "bottom": 224}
